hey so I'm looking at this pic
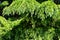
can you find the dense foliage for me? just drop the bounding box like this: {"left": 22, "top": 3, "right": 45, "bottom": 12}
{"left": 0, "top": 0, "right": 60, "bottom": 40}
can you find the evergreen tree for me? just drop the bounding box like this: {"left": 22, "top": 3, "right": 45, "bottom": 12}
{"left": 0, "top": 0, "right": 60, "bottom": 40}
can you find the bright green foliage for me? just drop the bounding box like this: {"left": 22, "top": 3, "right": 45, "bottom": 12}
{"left": 0, "top": 1, "right": 9, "bottom": 7}
{"left": 0, "top": 16, "right": 24, "bottom": 37}
{"left": 0, "top": 0, "right": 60, "bottom": 40}
{"left": 3, "top": 0, "right": 40, "bottom": 16}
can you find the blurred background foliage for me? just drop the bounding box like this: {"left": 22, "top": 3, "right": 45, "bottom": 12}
{"left": 0, "top": 0, "right": 60, "bottom": 40}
